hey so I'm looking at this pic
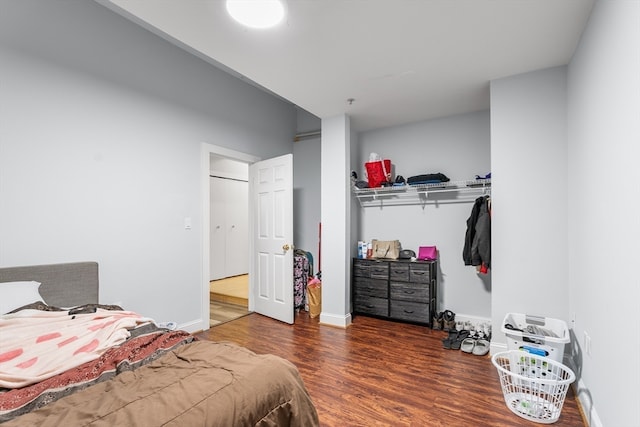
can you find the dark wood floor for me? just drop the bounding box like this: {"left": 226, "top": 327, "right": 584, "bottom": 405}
{"left": 196, "top": 311, "right": 585, "bottom": 427}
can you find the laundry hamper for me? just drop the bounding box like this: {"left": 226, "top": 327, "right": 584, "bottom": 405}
{"left": 502, "top": 313, "right": 570, "bottom": 363}
{"left": 491, "top": 350, "right": 576, "bottom": 424}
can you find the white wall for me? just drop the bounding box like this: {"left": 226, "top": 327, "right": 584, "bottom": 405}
{"left": 356, "top": 111, "right": 491, "bottom": 319}
{"left": 0, "top": 1, "right": 296, "bottom": 331}
{"left": 567, "top": 1, "right": 640, "bottom": 426}
{"left": 320, "top": 114, "right": 352, "bottom": 327}
{"left": 490, "top": 66, "right": 569, "bottom": 342}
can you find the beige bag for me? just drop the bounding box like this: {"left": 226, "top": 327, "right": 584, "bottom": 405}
{"left": 307, "top": 280, "right": 321, "bottom": 318}
{"left": 371, "top": 239, "right": 401, "bottom": 259}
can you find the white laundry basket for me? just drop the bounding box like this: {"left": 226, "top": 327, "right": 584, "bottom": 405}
{"left": 492, "top": 350, "right": 576, "bottom": 424}
{"left": 502, "top": 313, "right": 570, "bottom": 363}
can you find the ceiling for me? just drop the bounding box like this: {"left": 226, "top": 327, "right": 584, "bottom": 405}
{"left": 99, "top": 0, "right": 595, "bottom": 133}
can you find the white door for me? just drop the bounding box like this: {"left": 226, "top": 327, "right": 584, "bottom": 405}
{"left": 225, "top": 179, "right": 249, "bottom": 277}
{"left": 209, "top": 177, "right": 227, "bottom": 280}
{"left": 210, "top": 177, "right": 249, "bottom": 280}
{"left": 249, "top": 154, "right": 294, "bottom": 324}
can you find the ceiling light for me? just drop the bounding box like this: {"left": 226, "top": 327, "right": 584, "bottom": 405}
{"left": 226, "top": 0, "right": 286, "bottom": 29}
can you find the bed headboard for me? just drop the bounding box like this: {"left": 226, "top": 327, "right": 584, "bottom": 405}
{"left": 0, "top": 262, "right": 99, "bottom": 307}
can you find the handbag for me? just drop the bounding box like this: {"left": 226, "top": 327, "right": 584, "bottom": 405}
{"left": 398, "top": 249, "right": 415, "bottom": 259}
{"left": 371, "top": 239, "right": 401, "bottom": 259}
{"left": 418, "top": 246, "right": 438, "bottom": 260}
{"left": 364, "top": 159, "right": 392, "bottom": 188}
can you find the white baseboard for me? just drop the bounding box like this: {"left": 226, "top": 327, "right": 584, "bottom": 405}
{"left": 319, "top": 311, "right": 352, "bottom": 328}
{"left": 574, "top": 377, "right": 602, "bottom": 427}
{"left": 179, "top": 318, "right": 207, "bottom": 333}
{"left": 489, "top": 341, "right": 508, "bottom": 355}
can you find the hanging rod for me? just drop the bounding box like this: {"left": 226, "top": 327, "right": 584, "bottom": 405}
{"left": 293, "top": 130, "right": 321, "bottom": 142}
{"left": 209, "top": 175, "right": 248, "bottom": 183}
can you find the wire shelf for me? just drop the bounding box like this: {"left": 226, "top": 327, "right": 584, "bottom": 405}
{"left": 352, "top": 179, "right": 490, "bottom": 207}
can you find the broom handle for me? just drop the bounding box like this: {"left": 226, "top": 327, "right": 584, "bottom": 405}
{"left": 318, "top": 222, "right": 321, "bottom": 274}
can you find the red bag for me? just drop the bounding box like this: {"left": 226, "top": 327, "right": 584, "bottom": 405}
{"left": 365, "top": 159, "right": 391, "bottom": 188}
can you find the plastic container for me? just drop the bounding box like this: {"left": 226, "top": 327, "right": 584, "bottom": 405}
{"left": 501, "top": 313, "right": 570, "bottom": 363}
{"left": 492, "top": 350, "right": 576, "bottom": 424}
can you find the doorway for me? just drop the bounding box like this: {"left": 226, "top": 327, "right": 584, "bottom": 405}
{"left": 209, "top": 274, "right": 249, "bottom": 326}
{"left": 201, "top": 144, "right": 295, "bottom": 328}
{"left": 201, "top": 144, "right": 260, "bottom": 329}
{"left": 209, "top": 156, "right": 250, "bottom": 326}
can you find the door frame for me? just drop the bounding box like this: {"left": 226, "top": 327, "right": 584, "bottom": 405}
{"left": 201, "top": 143, "right": 260, "bottom": 330}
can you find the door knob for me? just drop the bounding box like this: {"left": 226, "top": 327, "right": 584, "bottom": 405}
{"left": 282, "top": 244, "right": 293, "bottom": 251}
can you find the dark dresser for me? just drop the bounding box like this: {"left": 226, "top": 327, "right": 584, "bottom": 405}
{"left": 352, "top": 258, "right": 437, "bottom": 327}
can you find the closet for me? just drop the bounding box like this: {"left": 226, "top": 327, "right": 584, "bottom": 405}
{"left": 352, "top": 178, "right": 492, "bottom": 324}
{"left": 209, "top": 165, "right": 249, "bottom": 281}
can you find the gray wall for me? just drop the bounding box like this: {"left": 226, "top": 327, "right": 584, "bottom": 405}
{"left": 0, "top": 0, "right": 296, "bottom": 330}
{"left": 567, "top": 0, "right": 639, "bottom": 425}
{"left": 356, "top": 111, "right": 491, "bottom": 319}
{"left": 293, "top": 108, "right": 321, "bottom": 269}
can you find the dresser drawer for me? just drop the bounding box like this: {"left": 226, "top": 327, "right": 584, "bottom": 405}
{"left": 390, "top": 300, "right": 429, "bottom": 323}
{"left": 354, "top": 296, "right": 389, "bottom": 317}
{"left": 409, "top": 263, "right": 432, "bottom": 283}
{"left": 353, "top": 259, "right": 389, "bottom": 279}
{"left": 352, "top": 258, "right": 438, "bottom": 327}
{"left": 353, "top": 259, "right": 372, "bottom": 277}
{"left": 354, "top": 277, "right": 388, "bottom": 299}
{"left": 389, "top": 264, "right": 409, "bottom": 281}
{"left": 368, "top": 263, "right": 389, "bottom": 280}
{"left": 390, "top": 282, "right": 429, "bottom": 303}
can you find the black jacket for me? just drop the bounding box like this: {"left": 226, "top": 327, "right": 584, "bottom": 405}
{"left": 463, "top": 196, "right": 491, "bottom": 268}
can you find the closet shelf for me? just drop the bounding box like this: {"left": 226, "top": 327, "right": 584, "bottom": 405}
{"left": 352, "top": 179, "right": 491, "bottom": 207}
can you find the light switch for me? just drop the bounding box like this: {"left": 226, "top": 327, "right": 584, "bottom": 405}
{"left": 184, "top": 217, "right": 192, "bottom": 230}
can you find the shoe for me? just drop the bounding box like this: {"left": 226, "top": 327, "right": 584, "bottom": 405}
{"left": 450, "top": 330, "right": 470, "bottom": 350}
{"left": 442, "top": 310, "right": 456, "bottom": 331}
{"left": 443, "top": 309, "right": 455, "bottom": 322}
{"left": 472, "top": 339, "right": 490, "bottom": 356}
{"left": 432, "top": 312, "right": 443, "bottom": 330}
{"left": 441, "top": 329, "right": 458, "bottom": 349}
{"left": 443, "top": 319, "right": 456, "bottom": 331}
{"left": 460, "top": 337, "right": 476, "bottom": 353}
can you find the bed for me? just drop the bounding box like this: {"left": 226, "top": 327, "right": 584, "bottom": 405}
{"left": 0, "top": 262, "right": 319, "bottom": 426}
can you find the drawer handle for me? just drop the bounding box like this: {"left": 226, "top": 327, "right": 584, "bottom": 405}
{"left": 403, "top": 310, "right": 415, "bottom": 314}
{"left": 403, "top": 290, "right": 415, "bottom": 294}
{"left": 413, "top": 271, "right": 426, "bottom": 276}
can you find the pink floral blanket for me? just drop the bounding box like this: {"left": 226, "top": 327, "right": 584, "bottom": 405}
{"left": 0, "top": 309, "right": 152, "bottom": 388}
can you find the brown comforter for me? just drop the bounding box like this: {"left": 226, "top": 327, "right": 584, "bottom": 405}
{"left": 2, "top": 340, "right": 319, "bottom": 426}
